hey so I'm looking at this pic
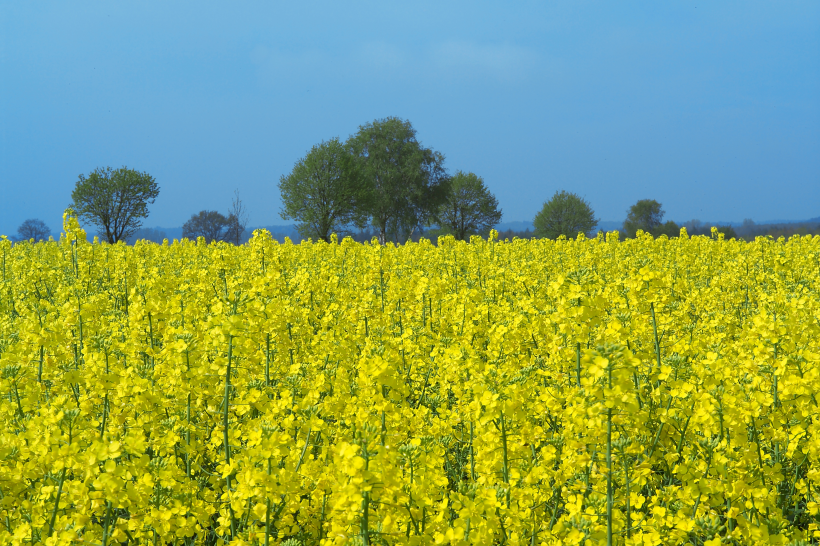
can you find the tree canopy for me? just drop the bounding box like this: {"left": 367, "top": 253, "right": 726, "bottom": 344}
{"left": 16, "top": 219, "right": 51, "bottom": 241}
{"left": 279, "top": 138, "right": 365, "bottom": 242}
{"left": 182, "top": 211, "right": 235, "bottom": 243}
{"left": 623, "top": 199, "right": 664, "bottom": 237}
{"left": 432, "top": 171, "right": 502, "bottom": 240}
{"left": 655, "top": 220, "right": 680, "bottom": 238}
{"left": 348, "top": 117, "right": 449, "bottom": 243}
{"left": 70, "top": 166, "right": 159, "bottom": 244}
{"left": 533, "top": 190, "right": 598, "bottom": 239}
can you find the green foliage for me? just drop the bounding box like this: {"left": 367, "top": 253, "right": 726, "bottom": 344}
{"left": 718, "top": 225, "right": 738, "bottom": 239}
{"left": 278, "top": 138, "right": 365, "bottom": 242}
{"left": 623, "top": 199, "right": 664, "bottom": 238}
{"left": 684, "top": 220, "right": 739, "bottom": 239}
{"left": 182, "top": 211, "right": 234, "bottom": 243}
{"left": 348, "top": 117, "right": 449, "bottom": 243}
{"left": 70, "top": 166, "right": 159, "bottom": 244}
{"left": 533, "top": 190, "right": 598, "bottom": 239}
{"left": 432, "top": 171, "right": 502, "bottom": 240}
{"left": 655, "top": 220, "right": 680, "bottom": 238}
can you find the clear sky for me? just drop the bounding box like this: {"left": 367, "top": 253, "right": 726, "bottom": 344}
{"left": 1, "top": 1, "right": 818, "bottom": 237}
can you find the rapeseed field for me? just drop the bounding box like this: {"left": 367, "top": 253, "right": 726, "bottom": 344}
{"left": 1, "top": 211, "right": 819, "bottom": 545}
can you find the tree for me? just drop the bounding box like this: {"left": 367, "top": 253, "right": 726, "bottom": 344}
{"left": 182, "top": 211, "right": 233, "bottom": 243}
{"left": 70, "top": 166, "right": 159, "bottom": 244}
{"left": 349, "top": 117, "right": 450, "bottom": 244}
{"left": 16, "top": 219, "right": 51, "bottom": 241}
{"left": 432, "top": 171, "right": 502, "bottom": 240}
{"left": 716, "top": 225, "right": 737, "bottom": 239}
{"left": 655, "top": 220, "right": 680, "bottom": 238}
{"left": 623, "top": 199, "right": 664, "bottom": 237}
{"left": 279, "top": 138, "right": 365, "bottom": 242}
{"left": 683, "top": 219, "right": 705, "bottom": 235}
{"left": 738, "top": 218, "right": 756, "bottom": 238}
{"left": 533, "top": 190, "right": 598, "bottom": 239}
{"left": 125, "top": 227, "right": 167, "bottom": 244}
{"left": 226, "top": 190, "right": 249, "bottom": 245}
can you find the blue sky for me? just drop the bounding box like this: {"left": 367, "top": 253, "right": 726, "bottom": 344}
{"left": 1, "top": 1, "right": 818, "bottom": 237}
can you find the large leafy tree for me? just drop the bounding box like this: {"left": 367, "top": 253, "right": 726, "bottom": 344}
{"left": 623, "top": 199, "right": 664, "bottom": 237}
{"left": 182, "top": 211, "right": 234, "bottom": 243}
{"left": 432, "top": 171, "right": 502, "bottom": 240}
{"left": 348, "top": 117, "right": 449, "bottom": 244}
{"left": 16, "top": 219, "right": 51, "bottom": 241}
{"left": 70, "top": 166, "right": 159, "bottom": 244}
{"left": 533, "top": 190, "right": 598, "bottom": 239}
{"left": 279, "top": 138, "right": 365, "bottom": 242}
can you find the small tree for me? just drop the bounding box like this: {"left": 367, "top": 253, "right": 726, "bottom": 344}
{"left": 182, "top": 211, "right": 232, "bottom": 243}
{"left": 737, "top": 218, "right": 756, "bottom": 238}
{"left": 432, "top": 171, "right": 502, "bottom": 240}
{"left": 715, "top": 225, "right": 738, "bottom": 239}
{"left": 623, "top": 199, "right": 664, "bottom": 237}
{"left": 533, "top": 190, "right": 598, "bottom": 239}
{"left": 70, "top": 166, "right": 159, "bottom": 243}
{"left": 225, "top": 190, "right": 249, "bottom": 245}
{"left": 683, "top": 219, "right": 705, "bottom": 235}
{"left": 655, "top": 220, "right": 680, "bottom": 238}
{"left": 279, "top": 138, "right": 365, "bottom": 242}
{"left": 16, "top": 219, "right": 51, "bottom": 241}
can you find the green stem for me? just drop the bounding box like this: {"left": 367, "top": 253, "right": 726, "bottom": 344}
{"left": 38, "top": 346, "right": 44, "bottom": 383}
{"left": 470, "top": 421, "right": 476, "bottom": 481}
{"left": 606, "top": 359, "right": 613, "bottom": 546}
{"left": 500, "top": 413, "right": 510, "bottom": 509}
{"left": 265, "top": 458, "right": 271, "bottom": 546}
{"left": 265, "top": 333, "right": 271, "bottom": 388}
{"left": 47, "top": 468, "right": 67, "bottom": 538}
{"left": 650, "top": 303, "right": 661, "bottom": 376}
{"left": 223, "top": 334, "right": 236, "bottom": 539}
{"left": 101, "top": 501, "right": 112, "bottom": 546}
{"left": 576, "top": 342, "right": 582, "bottom": 387}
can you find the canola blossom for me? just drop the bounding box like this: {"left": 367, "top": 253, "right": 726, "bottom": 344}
{"left": 1, "top": 211, "right": 820, "bottom": 545}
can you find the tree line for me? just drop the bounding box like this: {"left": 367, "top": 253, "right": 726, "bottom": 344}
{"left": 278, "top": 117, "right": 501, "bottom": 244}
{"left": 10, "top": 116, "right": 819, "bottom": 244}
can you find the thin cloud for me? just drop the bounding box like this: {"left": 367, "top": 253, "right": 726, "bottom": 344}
{"left": 357, "top": 41, "right": 406, "bottom": 71}
{"left": 250, "top": 45, "right": 329, "bottom": 86}
{"left": 249, "top": 40, "right": 539, "bottom": 88}
{"left": 430, "top": 41, "right": 539, "bottom": 83}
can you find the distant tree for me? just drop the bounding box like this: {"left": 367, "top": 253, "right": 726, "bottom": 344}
{"left": 737, "top": 218, "right": 756, "bottom": 238}
{"left": 683, "top": 219, "right": 705, "bottom": 235}
{"left": 182, "top": 211, "right": 233, "bottom": 243}
{"left": 432, "top": 171, "right": 502, "bottom": 240}
{"left": 715, "top": 225, "right": 738, "bottom": 239}
{"left": 349, "top": 117, "right": 450, "bottom": 244}
{"left": 226, "top": 190, "right": 249, "bottom": 244}
{"left": 533, "top": 190, "right": 598, "bottom": 239}
{"left": 497, "top": 228, "right": 534, "bottom": 240}
{"left": 623, "top": 199, "right": 664, "bottom": 237}
{"left": 70, "top": 166, "right": 159, "bottom": 243}
{"left": 655, "top": 220, "right": 680, "bottom": 237}
{"left": 279, "top": 138, "right": 365, "bottom": 242}
{"left": 16, "top": 219, "right": 51, "bottom": 241}
{"left": 126, "top": 227, "right": 167, "bottom": 244}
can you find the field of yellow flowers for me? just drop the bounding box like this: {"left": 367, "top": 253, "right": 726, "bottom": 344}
{"left": 1, "top": 212, "right": 819, "bottom": 546}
